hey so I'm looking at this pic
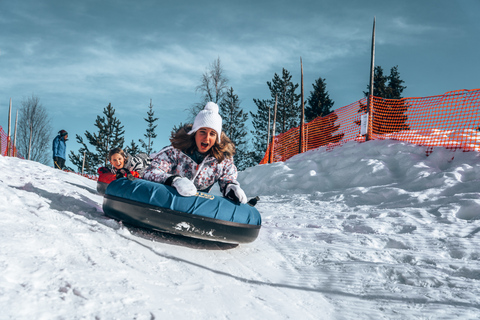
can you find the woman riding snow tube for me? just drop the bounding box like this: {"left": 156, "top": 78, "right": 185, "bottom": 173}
{"left": 102, "top": 102, "right": 261, "bottom": 243}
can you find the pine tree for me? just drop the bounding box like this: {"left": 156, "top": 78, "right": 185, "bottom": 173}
{"left": 219, "top": 87, "right": 249, "bottom": 171}
{"left": 125, "top": 140, "right": 141, "bottom": 156}
{"left": 364, "top": 66, "right": 388, "bottom": 97}
{"left": 358, "top": 65, "right": 409, "bottom": 134}
{"left": 69, "top": 103, "right": 125, "bottom": 174}
{"left": 364, "top": 65, "right": 406, "bottom": 99}
{"left": 171, "top": 122, "right": 186, "bottom": 137}
{"left": 139, "top": 99, "right": 158, "bottom": 155}
{"left": 249, "top": 99, "right": 271, "bottom": 165}
{"left": 249, "top": 69, "right": 300, "bottom": 165}
{"left": 385, "top": 65, "right": 406, "bottom": 99}
{"left": 305, "top": 77, "right": 334, "bottom": 122}
{"left": 267, "top": 68, "right": 300, "bottom": 133}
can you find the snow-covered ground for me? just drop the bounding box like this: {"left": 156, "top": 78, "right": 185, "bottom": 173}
{"left": 1, "top": 139, "right": 480, "bottom": 319}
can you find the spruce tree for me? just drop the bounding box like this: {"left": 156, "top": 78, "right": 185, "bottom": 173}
{"left": 125, "top": 140, "right": 141, "bottom": 156}
{"left": 249, "top": 69, "right": 300, "bottom": 165}
{"left": 364, "top": 65, "right": 406, "bottom": 99}
{"left": 219, "top": 87, "right": 249, "bottom": 171}
{"left": 69, "top": 103, "right": 125, "bottom": 174}
{"left": 139, "top": 99, "right": 158, "bottom": 155}
{"left": 171, "top": 122, "right": 186, "bottom": 137}
{"left": 249, "top": 99, "right": 271, "bottom": 165}
{"left": 364, "top": 66, "right": 388, "bottom": 97}
{"left": 305, "top": 77, "right": 334, "bottom": 122}
{"left": 358, "top": 65, "right": 409, "bottom": 134}
{"left": 385, "top": 65, "right": 406, "bottom": 99}
{"left": 267, "top": 68, "right": 300, "bottom": 133}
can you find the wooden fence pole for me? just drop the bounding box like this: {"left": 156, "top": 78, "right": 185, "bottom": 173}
{"left": 13, "top": 110, "right": 18, "bottom": 157}
{"left": 28, "top": 122, "right": 32, "bottom": 160}
{"left": 82, "top": 151, "right": 86, "bottom": 175}
{"left": 299, "top": 57, "right": 305, "bottom": 154}
{"left": 7, "top": 98, "right": 12, "bottom": 156}
{"left": 269, "top": 94, "right": 278, "bottom": 163}
{"left": 366, "top": 17, "right": 376, "bottom": 141}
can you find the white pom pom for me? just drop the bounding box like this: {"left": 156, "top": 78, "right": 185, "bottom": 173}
{"left": 204, "top": 102, "right": 219, "bottom": 113}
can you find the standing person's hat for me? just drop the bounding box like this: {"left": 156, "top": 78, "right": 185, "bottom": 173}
{"left": 59, "top": 130, "right": 68, "bottom": 137}
{"left": 188, "top": 102, "right": 223, "bottom": 142}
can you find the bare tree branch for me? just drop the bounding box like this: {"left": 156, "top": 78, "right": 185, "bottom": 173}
{"left": 17, "top": 94, "right": 52, "bottom": 164}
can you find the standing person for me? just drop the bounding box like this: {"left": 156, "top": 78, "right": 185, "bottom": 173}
{"left": 143, "top": 102, "right": 248, "bottom": 204}
{"left": 52, "top": 130, "right": 68, "bottom": 170}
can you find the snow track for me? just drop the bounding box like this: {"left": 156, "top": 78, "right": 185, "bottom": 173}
{"left": 254, "top": 192, "right": 480, "bottom": 320}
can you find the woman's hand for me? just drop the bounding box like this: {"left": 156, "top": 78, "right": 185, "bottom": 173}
{"left": 225, "top": 184, "right": 247, "bottom": 204}
{"left": 172, "top": 177, "right": 198, "bottom": 196}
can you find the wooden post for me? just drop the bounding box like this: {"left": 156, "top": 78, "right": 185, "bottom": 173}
{"left": 366, "top": 17, "right": 376, "bottom": 141}
{"left": 28, "top": 122, "right": 32, "bottom": 160}
{"left": 267, "top": 104, "right": 271, "bottom": 162}
{"left": 299, "top": 57, "right": 305, "bottom": 154}
{"left": 267, "top": 104, "right": 271, "bottom": 150}
{"left": 82, "top": 151, "right": 86, "bottom": 174}
{"left": 7, "top": 98, "right": 12, "bottom": 156}
{"left": 13, "top": 110, "right": 18, "bottom": 157}
{"left": 269, "top": 94, "right": 278, "bottom": 163}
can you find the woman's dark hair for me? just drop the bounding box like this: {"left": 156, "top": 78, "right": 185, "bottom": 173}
{"left": 170, "top": 124, "right": 235, "bottom": 162}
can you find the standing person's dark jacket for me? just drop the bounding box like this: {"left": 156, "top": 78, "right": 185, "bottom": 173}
{"left": 52, "top": 130, "right": 68, "bottom": 169}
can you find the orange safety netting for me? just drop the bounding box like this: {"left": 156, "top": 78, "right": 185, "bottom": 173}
{"left": 0, "top": 125, "right": 22, "bottom": 158}
{"left": 260, "top": 89, "right": 480, "bottom": 164}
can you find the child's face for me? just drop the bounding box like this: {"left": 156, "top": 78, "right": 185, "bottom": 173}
{"left": 110, "top": 153, "right": 125, "bottom": 170}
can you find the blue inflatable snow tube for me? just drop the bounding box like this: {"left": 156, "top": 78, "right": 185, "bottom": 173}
{"left": 102, "top": 178, "right": 261, "bottom": 243}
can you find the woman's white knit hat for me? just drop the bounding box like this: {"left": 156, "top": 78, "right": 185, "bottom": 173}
{"left": 188, "top": 102, "right": 223, "bottom": 142}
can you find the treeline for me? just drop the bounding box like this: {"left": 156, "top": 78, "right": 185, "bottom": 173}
{"left": 249, "top": 64, "right": 406, "bottom": 165}
{"left": 12, "top": 58, "right": 406, "bottom": 173}
{"left": 68, "top": 101, "right": 158, "bottom": 174}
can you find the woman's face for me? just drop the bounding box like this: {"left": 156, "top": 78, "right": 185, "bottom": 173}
{"left": 195, "top": 127, "right": 217, "bottom": 153}
{"left": 110, "top": 153, "right": 125, "bottom": 170}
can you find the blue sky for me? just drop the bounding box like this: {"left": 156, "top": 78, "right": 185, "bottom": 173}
{"left": 1, "top": 0, "right": 479, "bottom": 168}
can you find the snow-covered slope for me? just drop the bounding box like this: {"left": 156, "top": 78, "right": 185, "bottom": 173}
{"left": 1, "top": 140, "right": 480, "bottom": 319}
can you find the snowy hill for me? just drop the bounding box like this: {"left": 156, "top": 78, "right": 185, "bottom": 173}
{"left": 1, "top": 139, "right": 480, "bottom": 319}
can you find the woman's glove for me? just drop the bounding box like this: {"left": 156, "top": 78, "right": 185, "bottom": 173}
{"left": 225, "top": 184, "right": 247, "bottom": 204}
{"left": 172, "top": 177, "right": 197, "bottom": 197}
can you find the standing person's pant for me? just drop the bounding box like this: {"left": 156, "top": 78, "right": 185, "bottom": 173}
{"left": 53, "top": 157, "right": 65, "bottom": 170}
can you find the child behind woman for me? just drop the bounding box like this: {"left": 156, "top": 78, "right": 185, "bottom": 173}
{"left": 97, "top": 148, "right": 151, "bottom": 194}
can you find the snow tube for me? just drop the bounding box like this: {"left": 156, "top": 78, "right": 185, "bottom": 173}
{"left": 97, "top": 181, "right": 110, "bottom": 195}
{"left": 102, "top": 178, "right": 262, "bottom": 244}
